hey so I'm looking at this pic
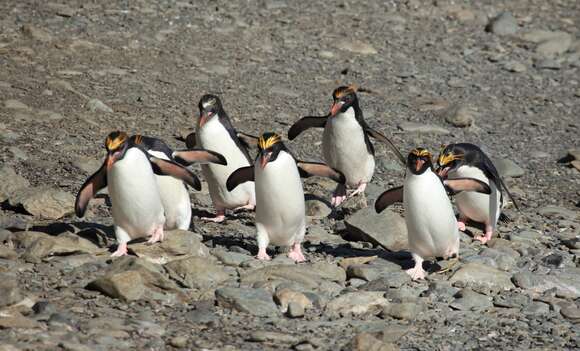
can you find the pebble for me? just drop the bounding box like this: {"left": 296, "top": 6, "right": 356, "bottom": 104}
{"left": 215, "top": 288, "right": 279, "bottom": 317}
{"left": 287, "top": 301, "right": 305, "bottom": 318}
{"left": 502, "top": 61, "right": 527, "bottom": 73}
{"left": 325, "top": 291, "right": 389, "bottom": 317}
{"left": 337, "top": 40, "right": 378, "bottom": 55}
{"left": 305, "top": 198, "right": 332, "bottom": 218}
{"left": 534, "top": 58, "right": 562, "bottom": 70}
{"left": 398, "top": 122, "right": 450, "bottom": 135}
{"left": 4, "top": 99, "right": 30, "bottom": 110}
{"left": 21, "top": 24, "right": 53, "bottom": 42}
{"left": 86, "top": 98, "right": 113, "bottom": 113}
{"left": 0, "top": 273, "right": 22, "bottom": 307}
{"left": 560, "top": 304, "right": 580, "bottom": 321}
{"left": 344, "top": 207, "right": 407, "bottom": 251}
{"left": 381, "top": 302, "right": 423, "bottom": 320}
{"left": 450, "top": 289, "right": 493, "bottom": 311}
{"left": 249, "top": 331, "right": 298, "bottom": 344}
{"left": 165, "top": 256, "right": 229, "bottom": 289}
{"left": 535, "top": 32, "right": 572, "bottom": 57}
{"left": 169, "top": 336, "right": 188, "bottom": 348}
{"left": 485, "top": 12, "right": 518, "bottom": 36}
{"left": 350, "top": 332, "right": 398, "bottom": 351}
{"left": 445, "top": 105, "right": 475, "bottom": 127}
{"left": 512, "top": 272, "right": 580, "bottom": 299}
{"left": 538, "top": 206, "right": 577, "bottom": 219}
{"left": 522, "top": 301, "right": 550, "bottom": 316}
{"left": 0, "top": 166, "right": 30, "bottom": 202}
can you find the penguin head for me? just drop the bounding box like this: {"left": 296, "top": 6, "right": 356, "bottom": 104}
{"left": 407, "top": 148, "right": 433, "bottom": 175}
{"left": 198, "top": 94, "right": 223, "bottom": 127}
{"left": 104, "top": 131, "right": 129, "bottom": 170}
{"left": 257, "top": 132, "right": 284, "bottom": 169}
{"left": 436, "top": 144, "right": 466, "bottom": 177}
{"left": 329, "top": 85, "right": 358, "bottom": 117}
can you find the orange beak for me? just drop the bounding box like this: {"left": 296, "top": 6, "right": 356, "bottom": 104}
{"left": 415, "top": 159, "right": 425, "bottom": 172}
{"left": 199, "top": 113, "right": 208, "bottom": 127}
{"left": 260, "top": 153, "right": 271, "bottom": 169}
{"left": 106, "top": 154, "right": 115, "bottom": 171}
{"left": 329, "top": 101, "right": 343, "bottom": 117}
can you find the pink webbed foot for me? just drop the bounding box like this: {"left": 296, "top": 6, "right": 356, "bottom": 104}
{"left": 233, "top": 203, "right": 255, "bottom": 212}
{"left": 457, "top": 216, "right": 468, "bottom": 232}
{"left": 111, "top": 242, "right": 128, "bottom": 257}
{"left": 147, "top": 226, "right": 165, "bottom": 244}
{"left": 331, "top": 183, "right": 347, "bottom": 207}
{"left": 256, "top": 247, "right": 271, "bottom": 261}
{"left": 405, "top": 254, "right": 426, "bottom": 280}
{"left": 348, "top": 182, "right": 367, "bottom": 199}
{"left": 201, "top": 209, "right": 226, "bottom": 223}
{"left": 287, "top": 243, "right": 306, "bottom": 263}
{"left": 475, "top": 224, "right": 494, "bottom": 244}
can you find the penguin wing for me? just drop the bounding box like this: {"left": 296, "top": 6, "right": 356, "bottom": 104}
{"left": 131, "top": 134, "right": 174, "bottom": 159}
{"left": 173, "top": 149, "right": 227, "bottom": 166}
{"left": 296, "top": 161, "right": 345, "bottom": 184}
{"left": 226, "top": 166, "right": 255, "bottom": 192}
{"left": 444, "top": 178, "right": 491, "bottom": 195}
{"left": 364, "top": 127, "right": 406, "bottom": 165}
{"left": 236, "top": 131, "right": 259, "bottom": 149}
{"left": 374, "top": 186, "right": 404, "bottom": 213}
{"left": 184, "top": 132, "right": 196, "bottom": 149}
{"left": 75, "top": 163, "right": 108, "bottom": 217}
{"left": 288, "top": 116, "right": 328, "bottom": 140}
{"left": 149, "top": 157, "right": 202, "bottom": 191}
{"left": 481, "top": 156, "right": 520, "bottom": 210}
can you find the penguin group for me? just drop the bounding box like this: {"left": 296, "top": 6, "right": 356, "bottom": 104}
{"left": 75, "top": 86, "right": 519, "bottom": 279}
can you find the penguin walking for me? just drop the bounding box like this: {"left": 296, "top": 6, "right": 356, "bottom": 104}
{"left": 436, "top": 143, "right": 519, "bottom": 244}
{"left": 186, "top": 94, "right": 256, "bottom": 222}
{"left": 75, "top": 131, "right": 202, "bottom": 256}
{"left": 375, "top": 148, "right": 491, "bottom": 280}
{"left": 227, "top": 133, "right": 345, "bottom": 262}
{"left": 130, "top": 134, "right": 226, "bottom": 230}
{"left": 288, "top": 85, "right": 405, "bottom": 206}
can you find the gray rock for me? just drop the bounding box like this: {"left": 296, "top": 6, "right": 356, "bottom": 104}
{"left": 86, "top": 98, "right": 113, "bottom": 113}
{"left": 215, "top": 288, "right": 279, "bottom": 317}
{"left": 9, "top": 187, "right": 74, "bottom": 219}
{"left": 512, "top": 272, "right": 580, "bottom": 299}
{"left": 274, "top": 288, "right": 313, "bottom": 313}
{"left": 534, "top": 58, "right": 562, "bottom": 70}
{"left": 350, "top": 332, "right": 398, "bottom": 351}
{"left": 165, "top": 256, "right": 229, "bottom": 289}
{"left": 305, "top": 198, "right": 332, "bottom": 218}
{"left": 211, "top": 249, "right": 252, "bottom": 267}
{"left": 16, "top": 232, "right": 100, "bottom": 263}
{"left": 536, "top": 32, "right": 572, "bottom": 57}
{"left": 492, "top": 158, "right": 525, "bottom": 178}
{"left": 337, "top": 40, "right": 377, "bottom": 55}
{"left": 0, "top": 167, "right": 30, "bottom": 202}
{"left": 381, "top": 302, "right": 423, "bottom": 320}
{"left": 344, "top": 207, "right": 408, "bottom": 252}
{"left": 502, "top": 61, "right": 527, "bottom": 73}
{"left": 169, "top": 336, "right": 188, "bottom": 348}
{"left": 287, "top": 301, "right": 305, "bottom": 318}
{"left": 508, "top": 230, "right": 542, "bottom": 244}
{"left": 479, "top": 248, "right": 517, "bottom": 271}
{"left": 4, "top": 99, "right": 29, "bottom": 110}
{"left": 21, "top": 24, "right": 53, "bottom": 42}
{"left": 450, "top": 289, "right": 493, "bottom": 311}
{"left": 445, "top": 105, "right": 475, "bottom": 127}
{"left": 248, "top": 331, "right": 299, "bottom": 343}
{"left": 325, "top": 291, "right": 389, "bottom": 317}
{"left": 72, "top": 157, "right": 102, "bottom": 174}
{"left": 493, "top": 292, "right": 531, "bottom": 308}
{"left": 398, "top": 122, "right": 450, "bottom": 135}
{"left": 131, "top": 229, "right": 210, "bottom": 264}
{"left": 0, "top": 246, "right": 17, "bottom": 260}
{"left": 522, "top": 301, "right": 550, "bottom": 316}
{"left": 538, "top": 206, "right": 577, "bottom": 219}
{"left": 449, "top": 262, "right": 514, "bottom": 291}
{"left": 560, "top": 304, "right": 580, "bottom": 321}
{"left": 485, "top": 12, "right": 518, "bottom": 36}
{"left": 0, "top": 274, "right": 21, "bottom": 307}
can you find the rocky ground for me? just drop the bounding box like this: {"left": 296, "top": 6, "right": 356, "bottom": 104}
{"left": 1, "top": 0, "right": 579, "bottom": 350}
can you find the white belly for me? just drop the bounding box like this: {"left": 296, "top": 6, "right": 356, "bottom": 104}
{"left": 449, "top": 166, "right": 501, "bottom": 228}
{"left": 404, "top": 170, "right": 459, "bottom": 259}
{"left": 148, "top": 151, "right": 192, "bottom": 230}
{"left": 108, "top": 148, "right": 165, "bottom": 240}
{"left": 197, "top": 116, "right": 255, "bottom": 209}
{"left": 255, "top": 152, "right": 305, "bottom": 246}
{"left": 322, "top": 107, "right": 374, "bottom": 187}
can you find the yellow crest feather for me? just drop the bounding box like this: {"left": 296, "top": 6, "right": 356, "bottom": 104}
{"left": 258, "top": 133, "right": 281, "bottom": 150}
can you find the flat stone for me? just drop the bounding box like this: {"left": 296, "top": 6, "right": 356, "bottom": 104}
{"left": 211, "top": 249, "right": 252, "bottom": 267}
{"left": 0, "top": 247, "right": 17, "bottom": 260}
{"left": 0, "top": 167, "right": 30, "bottom": 202}
{"left": 536, "top": 32, "right": 573, "bottom": 57}
{"left": 339, "top": 256, "right": 377, "bottom": 270}
{"left": 9, "top": 187, "right": 74, "bottom": 219}
{"left": 485, "top": 12, "right": 518, "bottom": 36}
{"left": 538, "top": 206, "right": 577, "bottom": 219}
{"left": 21, "top": 24, "right": 52, "bottom": 42}
{"left": 72, "top": 157, "right": 102, "bottom": 174}
{"left": 305, "top": 198, "right": 332, "bottom": 218}
{"left": 4, "top": 99, "right": 30, "bottom": 110}
{"left": 325, "top": 291, "right": 389, "bottom": 317}
{"left": 274, "top": 288, "right": 313, "bottom": 313}
{"left": 502, "top": 61, "right": 527, "bottom": 73}
{"left": 492, "top": 158, "right": 525, "bottom": 178}
{"left": 522, "top": 301, "right": 550, "bottom": 316}
{"left": 449, "top": 262, "right": 514, "bottom": 291}
{"left": 287, "top": 301, "right": 305, "bottom": 318}
{"left": 381, "top": 302, "right": 423, "bottom": 320}
{"left": 215, "top": 288, "right": 279, "bottom": 317}
{"left": 0, "top": 311, "right": 40, "bottom": 329}
{"left": 450, "top": 289, "right": 493, "bottom": 311}
{"left": 165, "top": 256, "right": 229, "bottom": 289}
{"left": 337, "top": 40, "right": 377, "bottom": 55}
{"left": 86, "top": 98, "right": 113, "bottom": 113}
{"left": 561, "top": 304, "right": 580, "bottom": 321}
{"left": 248, "top": 331, "right": 298, "bottom": 343}
{"left": 88, "top": 270, "right": 145, "bottom": 301}
{"left": 131, "top": 229, "right": 210, "bottom": 264}
{"left": 0, "top": 273, "right": 21, "bottom": 307}
{"left": 350, "top": 333, "right": 399, "bottom": 351}
{"left": 534, "top": 58, "right": 562, "bottom": 70}
{"left": 16, "top": 232, "right": 100, "bottom": 263}
{"left": 398, "top": 122, "right": 450, "bottom": 135}
{"left": 169, "top": 336, "right": 188, "bottom": 348}
{"left": 344, "top": 207, "right": 408, "bottom": 252}
{"left": 512, "top": 272, "right": 580, "bottom": 299}
{"left": 445, "top": 105, "right": 475, "bottom": 127}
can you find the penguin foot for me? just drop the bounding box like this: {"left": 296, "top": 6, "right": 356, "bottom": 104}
{"left": 474, "top": 232, "right": 493, "bottom": 244}
{"left": 111, "top": 243, "right": 128, "bottom": 257}
{"left": 331, "top": 184, "right": 347, "bottom": 206}
{"left": 287, "top": 244, "right": 306, "bottom": 263}
{"left": 233, "top": 203, "right": 255, "bottom": 212}
{"left": 256, "top": 248, "right": 271, "bottom": 261}
{"left": 457, "top": 221, "right": 467, "bottom": 232}
{"left": 348, "top": 182, "right": 367, "bottom": 198}
{"left": 147, "top": 227, "right": 165, "bottom": 244}
{"left": 405, "top": 266, "right": 427, "bottom": 280}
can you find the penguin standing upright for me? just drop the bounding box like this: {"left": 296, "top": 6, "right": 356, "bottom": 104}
{"left": 375, "top": 148, "right": 491, "bottom": 280}
{"left": 130, "top": 134, "right": 226, "bottom": 230}
{"left": 436, "top": 143, "right": 519, "bottom": 244}
{"left": 288, "top": 85, "right": 405, "bottom": 206}
{"left": 187, "top": 94, "right": 256, "bottom": 222}
{"left": 227, "top": 133, "right": 345, "bottom": 262}
{"left": 75, "top": 131, "right": 202, "bottom": 256}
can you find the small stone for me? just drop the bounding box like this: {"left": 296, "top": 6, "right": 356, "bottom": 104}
{"left": 249, "top": 331, "right": 299, "bottom": 344}
{"left": 287, "top": 301, "right": 305, "bottom": 318}
{"left": 165, "top": 257, "right": 229, "bottom": 289}
{"left": 87, "top": 98, "right": 113, "bottom": 113}
{"left": 381, "top": 302, "right": 423, "bottom": 320}
{"left": 512, "top": 272, "right": 580, "bottom": 299}
{"left": 337, "top": 40, "right": 378, "bottom": 55}
{"left": 4, "top": 99, "right": 30, "bottom": 110}
{"left": 492, "top": 158, "right": 525, "bottom": 178}
{"left": 72, "top": 157, "right": 102, "bottom": 174}
{"left": 305, "top": 198, "right": 332, "bottom": 218}
{"left": 88, "top": 270, "right": 145, "bottom": 301}
{"left": 534, "top": 58, "right": 562, "bottom": 70}
{"left": 445, "top": 105, "right": 475, "bottom": 127}
{"left": 274, "top": 288, "right": 312, "bottom": 313}
{"left": 0, "top": 247, "right": 17, "bottom": 260}
{"left": 502, "top": 61, "right": 527, "bottom": 73}
{"left": 339, "top": 256, "right": 377, "bottom": 270}
{"left": 325, "top": 291, "right": 389, "bottom": 317}
{"left": 536, "top": 32, "right": 572, "bottom": 57}
{"left": 169, "top": 336, "right": 188, "bottom": 348}
{"left": 450, "top": 289, "right": 493, "bottom": 311}
{"left": 215, "top": 288, "right": 279, "bottom": 317}
{"left": 131, "top": 229, "right": 210, "bottom": 264}
{"left": 485, "top": 12, "right": 518, "bottom": 36}
{"left": 0, "top": 311, "right": 40, "bottom": 329}
{"left": 523, "top": 301, "right": 550, "bottom": 316}
{"left": 0, "top": 167, "right": 30, "bottom": 202}
{"left": 351, "top": 333, "right": 398, "bottom": 351}
{"left": 450, "top": 262, "right": 514, "bottom": 292}
{"left": 0, "top": 274, "right": 22, "bottom": 307}
{"left": 9, "top": 187, "right": 74, "bottom": 219}
{"left": 344, "top": 207, "right": 408, "bottom": 251}
{"left": 398, "top": 122, "right": 450, "bottom": 135}
{"left": 561, "top": 304, "right": 580, "bottom": 321}
{"left": 21, "top": 24, "right": 53, "bottom": 42}
{"left": 538, "top": 206, "right": 577, "bottom": 219}
{"left": 212, "top": 249, "right": 252, "bottom": 267}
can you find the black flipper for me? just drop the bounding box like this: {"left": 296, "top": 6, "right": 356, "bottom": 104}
{"left": 444, "top": 178, "right": 492, "bottom": 195}
{"left": 365, "top": 127, "right": 406, "bottom": 165}
{"left": 296, "top": 161, "right": 345, "bottom": 184}
{"left": 149, "top": 157, "right": 201, "bottom": 191}
{"left": 498, "top": 213, "right": 511, "bottom": 224}
{"left": 75, "top": 163, "right": 108, "bottom": 217}
{"left": 131, "top": 134, "right": 174, "bottom": 159}
{"left": 288, "top": 116, "right": 328, "bottom": 140}
{"left": 226, "top": 166, "right": 255, "bottom": 192}
{"left": 374, "top": 186, "right": 404, "bottom": 213}
{"left": 173, "top": 149, "right": 227, "bottom": 166}
{"left": 497, "top": 177, "right": 520, "bottom": 211}
{"left": 184, "top": 132, "right": 196, "bottom": 149}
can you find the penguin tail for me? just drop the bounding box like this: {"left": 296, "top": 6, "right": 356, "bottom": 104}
{"left": 499, "top": 213, "right": 511, "bottom": 224}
